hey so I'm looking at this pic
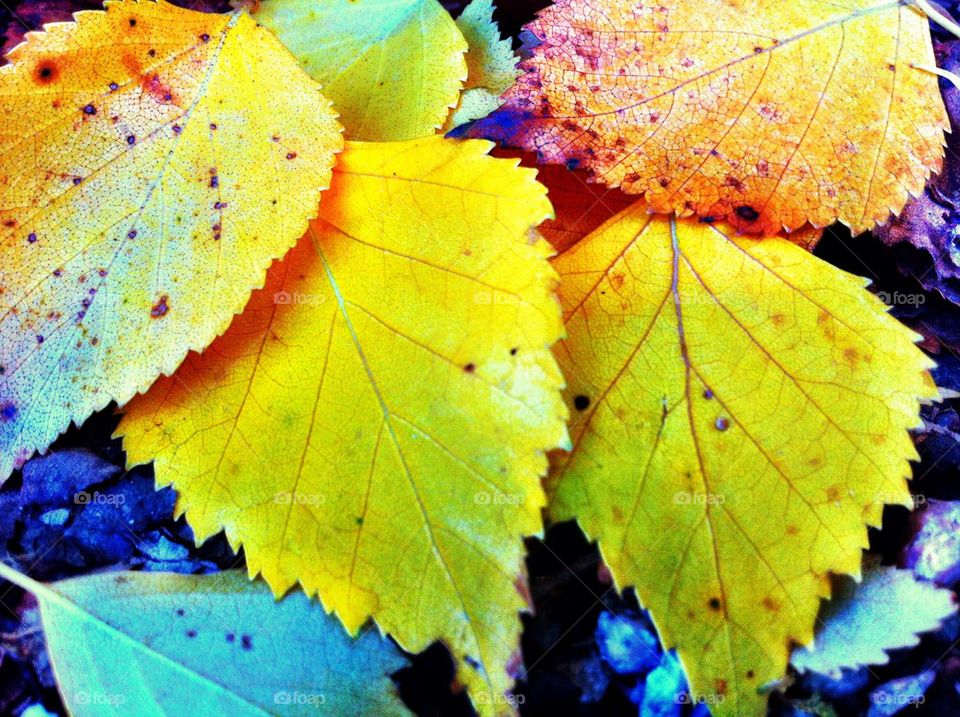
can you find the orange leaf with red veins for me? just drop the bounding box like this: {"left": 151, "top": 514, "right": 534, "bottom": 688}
{"left": 492, "top": 0, "right": 948, "bottom": 235}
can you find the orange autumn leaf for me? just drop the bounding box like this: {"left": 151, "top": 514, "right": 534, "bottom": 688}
{"left": 494, "top": 0, "right": 948, "bottom": 235}
{"left": 494, "top": 149, "right": 634, "bottom": 254}
{"left": 499, "top": 151, "right": 821, "bottom": 254}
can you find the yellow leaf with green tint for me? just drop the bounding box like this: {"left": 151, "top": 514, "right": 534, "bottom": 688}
{"left": 444, "top": 0, "right": 519, "bottom": 131}
{"left": 0, "top": 0, "right": 343, "bottom": 480}
{"left": 548, "top": 206, "right": 935, "bottom": 715}
{"left": 248, "top": 0, "right": 468, "bottom": 141}
{"left": 118, "top": 136, "right": 568, "bottom": 714}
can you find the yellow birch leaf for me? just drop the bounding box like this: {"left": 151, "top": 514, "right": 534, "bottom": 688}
{"left": 247, "top": 0, "right": 468, "bottom": 141}
{"left": 496, "top": 0, "right": 948, "bottom": 235}
{"left": 118, "top": 136, "right": 568, "bottom": 715}
{"left": 0, "top": 0, "right": 343, "bottom": 479}
{"left": 548, "top": 205, "right": 936, "bottom": 715}
{"left": 444, "top": 0, "right": 520, "bottom": 131}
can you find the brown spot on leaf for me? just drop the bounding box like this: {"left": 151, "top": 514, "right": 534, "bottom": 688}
{"left": 723, "top": 175, "right": 746, "bottom": 192}
{"left": 150, "top": 295, "right": 169, "bottom": 319}
{"left": 143, "top": 74, "right": 177, "bottom": 104}
{"left": 35, "top": 61, "right": 59, "bottom": 84}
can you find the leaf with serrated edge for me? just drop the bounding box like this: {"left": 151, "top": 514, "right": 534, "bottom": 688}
{"left": 493, "top": 0, "right": 947, "bottom": 235}
{"left": 548, "top": 204, "right": 936, "bottom": 715}
{"left": 118, "top": 136, "right": 568, "bottom": 715}
{"left": 444, "top": 0, "right": 519, "bottom": 131}
{"left": 491, "top": 150, "right": 820, "bottom": 254}
{"left": 247, "top": 0, "right": 467, "bottom": 141}
{"left": 0, "top": 565, "right": 408, "bottom": 715}
{"left": 0, "top": 0, "right": 343, "bottom": 480}
{"left": 792, "top": 560, "right": 956, "bottom": 677}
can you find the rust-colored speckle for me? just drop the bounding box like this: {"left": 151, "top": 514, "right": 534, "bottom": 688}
{"left": 143, "top": 74, "right": 177, "bottom": 104}
{"left": 151, "top": 295, "right": 170, "bottom": 319}
{"left": 35, "top": 61, "right": 60, "bottom": 84}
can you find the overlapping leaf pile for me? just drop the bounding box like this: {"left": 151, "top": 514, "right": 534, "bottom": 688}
{"left": 0, "top": 0, "right": 560, "bottom": 713}
{"left": 0, "top": 0, "right": 954, "bottom": 715}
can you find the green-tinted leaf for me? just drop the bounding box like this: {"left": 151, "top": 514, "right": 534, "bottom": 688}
{"left": 791, "top": 561, "right": 955, "bottom": 677}
{"left": 248, "top": 0, "right": 467, "bottom": 140}
{"left": 0, "top": 566, "right": 408, "bottom": 716}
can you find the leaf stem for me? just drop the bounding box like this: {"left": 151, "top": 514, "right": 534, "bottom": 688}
{"left": 912, "top": 63, "right": 960, "bottom": 90}
{"left": 915, "top": 0, "right": 960, "bottom": 40}
{"left": 0, "top": 561, "right": 45, "bottom": 596}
